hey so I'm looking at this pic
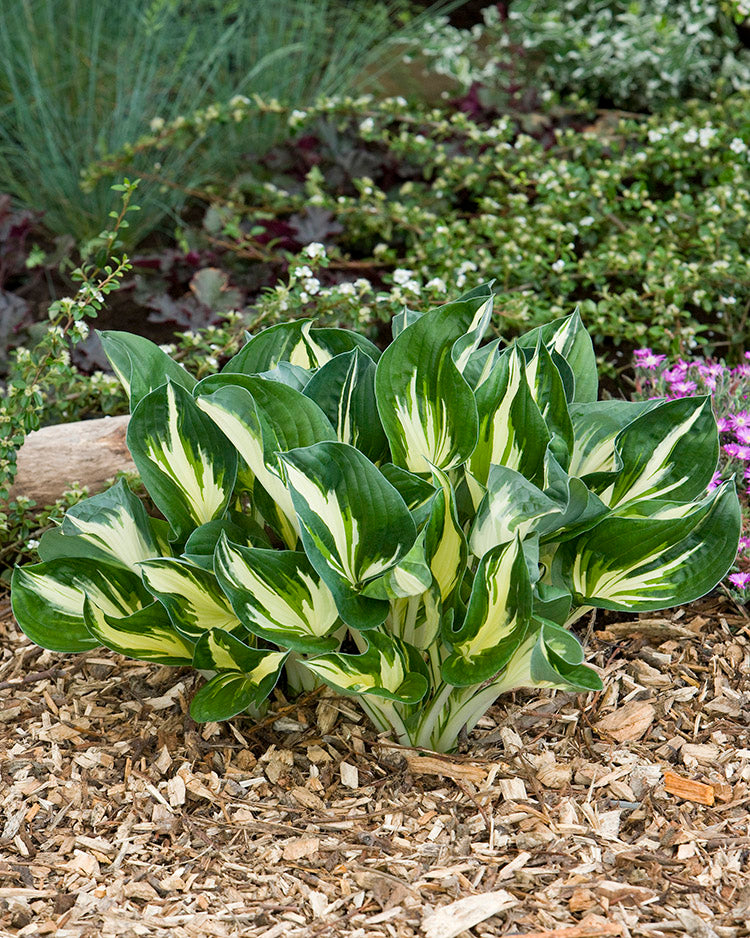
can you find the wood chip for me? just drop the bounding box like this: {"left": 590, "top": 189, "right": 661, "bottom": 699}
{"left": 663, "top": 770, "right": 715, "bottom": 806}
{"left": 0, "top": 591, "right": 746, "bottom": 937}
{"left": 405, "top": 753, "right": 486, "bottom": 784}
{"left": 421, "top": 890, "right": 516, "bottom": 938}
{"left": 594, "top": 701, "right": 656, "bottom": 742}
{"left": 339, "top": 761, "right": 359, "bottom": 789}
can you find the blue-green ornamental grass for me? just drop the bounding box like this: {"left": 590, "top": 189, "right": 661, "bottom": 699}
{"left": 11, "top": 286, "right": 741, "bottom": 751}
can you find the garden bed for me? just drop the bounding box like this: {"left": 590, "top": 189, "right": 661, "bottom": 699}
{"left": 1, "top": 592, "right": 748, "bottom": 938}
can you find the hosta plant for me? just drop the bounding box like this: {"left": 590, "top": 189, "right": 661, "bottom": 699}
{"left": 11, "top": 285, "right": 741, "bottom": 752}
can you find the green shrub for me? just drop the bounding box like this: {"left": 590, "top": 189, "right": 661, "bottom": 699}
{"left": 95, "top": 92, "right": 750, "bottom": 366}
{"left": 11, "top": 285, "right": 740, "bottom": 751}
{"left": 0, "top": 0, "right": 447, "bottom": 244}
{"left": 410, "top": 1, "right": 750, "bottom": 111}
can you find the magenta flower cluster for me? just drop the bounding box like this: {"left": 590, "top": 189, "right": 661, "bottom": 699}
{"left": 633, "top": 348, "right": 750, "bottom": 597}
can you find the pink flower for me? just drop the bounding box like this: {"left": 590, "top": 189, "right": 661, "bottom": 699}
{"left": 663, "top": 364, "right": 688, "bottom": 383}
{"left": 738, "top": 536, "right": 750, "bottom": 554}
{"left": 724, "top": 443, "right": 750, "bottom": 460}
{"left": 716, "top": 417, "right": 733, "bottom": 433}
{"left": 633, "top": 348, "right": 666, "bottom": 370}
{"left": 670, "top": 380, "right": 697, "bottom": 397}
{"left": 731, "top": 410, "right": 750, "bottom": 430}
{"left": 736, "top": 427, "right": 750, "bottom": 446}
{"left": 707, "top": 470, "right": 723, "bottom": 491}
{"left": 733, "top": 364, "right": 750, "bottom": 378}
{"left": 728, "top": 571, "right": 750, "bottom": 590}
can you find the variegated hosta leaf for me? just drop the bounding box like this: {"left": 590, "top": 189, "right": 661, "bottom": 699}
{"left": 467, "top": 347, "right": 550, "bottom": 504}
{"left": 303, "top": 349, "right": 388, "bottom": 462}
{"left": 558, "top": 481, "right": 741, "bottom": 611}
{"left": 388, "top": 585, "right": 445, "bottom": 650}
{"left": 469, "top": 465, "right": 566, "bottom": 559}
{"left": 190, "top": 629, "right": 288, "bottom": 721}
{"left": 375, "top": 292, "right": 492, "bottom": 472}
{"left": 138, "top": 557, "right": 241, "bottom": 639}
{"left": 360, "top": 468, "right": 459, "bottom": 604}
{"left": 361, "top": 536, "right": 433, "bottom": 602}
{"left": 442, "top": 536, "right": 533, "bottom": 686}
{"left": 595, "top": 396, "right": 718, "bottom": 509}
{"left": 128, "top": 381, "right": 237, "bottom": 541}
{"left": 450, "top": 284, "right": 496, "bottom": 374}
{"left": 462, "top": 339, "right": 501, "bottom": 391}
{"left": 303, "top": 631, "right": 428, "bottom": 704}
{"left": 516, "top": 309, "right": 597, "bottom": 403}
{"left": 214, "top": 535, "right": 341, "bottom": 654}
{"left": 182, "top": 515, "right": 270, "bottom": 570}
{"left": 380, "top": 464, "right": 436, "bottom": 527}
{"left": 568, "top": 399, "right": 662, "bottom": 478}
{"left": 391, "top": 305, "right": 425, "bottom": 339}
{"left": 10, "top": 559, "right": 149, "bottom": 653}
{"left": 533, "top": 583, "right": 573, "bottom": 626}
{"left": 55, "top": 479, "right": 162, "bottom": 572}
{"left": 495, "top": 619, "right": 602, "bottom": 694}
{"left": 83, "top": 598, "right": 195, "bottom": 665}
{"left": 523, "top": 336, "right": 574, "bottom": 470}
{"left": 99, "top": 330, "right": 197, "bottom": 408}
{"left": 279, "top": 442, "right": 417, "bottom": 629}
{"left": 256, "top": 361, "right": 311, "bottom": 391}
{"left": 424, "top": 467, "right": 467, "bottom": 607}
{"left": 222, "top": 319, "right": 380, "bottom": 375}
{"left": 196, "top": 378, "right": 335, "bottom": 546}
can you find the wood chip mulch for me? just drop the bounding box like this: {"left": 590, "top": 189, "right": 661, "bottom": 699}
{"left": 1, "top": 594, "right": 749, "bottom": 938}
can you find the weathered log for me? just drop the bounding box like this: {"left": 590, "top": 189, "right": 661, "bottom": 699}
{"left": 7, "top": 414, "right": 134, "bottom": 506}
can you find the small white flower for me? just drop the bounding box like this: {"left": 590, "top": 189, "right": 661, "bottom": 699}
{"left": 337, "top": 282, "right": 356, "bottom": 296}
{"left": 730, "top": 137, "right": 747, "bottom": 154}
{"left": 159, "top": 343, "right": 176, "bottom": 354}
{"left": 698, "top": 126, "right": 718, "bottom": 147}
{"left": 289, "top": 109, "right": 307, "bottom": 127}
{"left": 719, "top": 295, "right": 737, "bottom": 305}
{"left": 295, "top": 265, "right": 314, "bottom": 280}
{"left": 230, "top": 95, "right": 250, "bottom": 108}
{"left": 359, "top": 117, "right": 375, "bottom": 134}
{"left": 303, "top": 242, "right": 326, "bottom": 260}
{"left": 425, "top": 277, "right": 447, "bottom": 292}
{"left": 682, "top": 128, "right": 699, "bottom": 144}
{"left": 73, "top": 321, "right": 89, "bottom": 339}
{"left": 303, "top": 277, "right": 320, "bottom": 295}
{"left": 551, "top": 259, "right": 565, "bottom": 273}
{"left": 299, "top": 291, "right": 310, "bottom": 304}
{"left": 403, "top": 280, "right": 421, "bottom": 294}
{"left": 149, "top": 116, "right": 165, "bottom": 132}
{"left": 392, "top": 268, "right": 414, "bottom": 285}
{"left": 205, "top": 356, "right": 218, "bottom": 370}
{"left": 354, "top": 278, "right": 371, "bottom": 291}
{"left": 26, "top": 539, "right": 40, "bottom": 551}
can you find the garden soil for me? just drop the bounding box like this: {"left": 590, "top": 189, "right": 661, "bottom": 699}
{"left": 0, "top": 593, "right": 748, "bottom": 938}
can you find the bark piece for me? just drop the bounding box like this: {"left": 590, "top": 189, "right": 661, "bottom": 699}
{"left": 8, "top": 414, "right": 133, "bottom": 505}
{"left": 663, "top": 771, "right": 715, "bottom": 806}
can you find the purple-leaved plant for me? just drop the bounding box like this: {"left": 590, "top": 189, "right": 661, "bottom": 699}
{"left": 634, "top": 348, "right": 750, "bottom": 603}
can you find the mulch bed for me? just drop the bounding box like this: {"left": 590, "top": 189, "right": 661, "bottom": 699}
{"left": 0, "top": 593, "right": 749, "bottom": 938}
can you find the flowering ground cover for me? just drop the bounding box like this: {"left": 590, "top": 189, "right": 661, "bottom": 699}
{"left": 634, "top": 348, "right": 750, "bottom": 601}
